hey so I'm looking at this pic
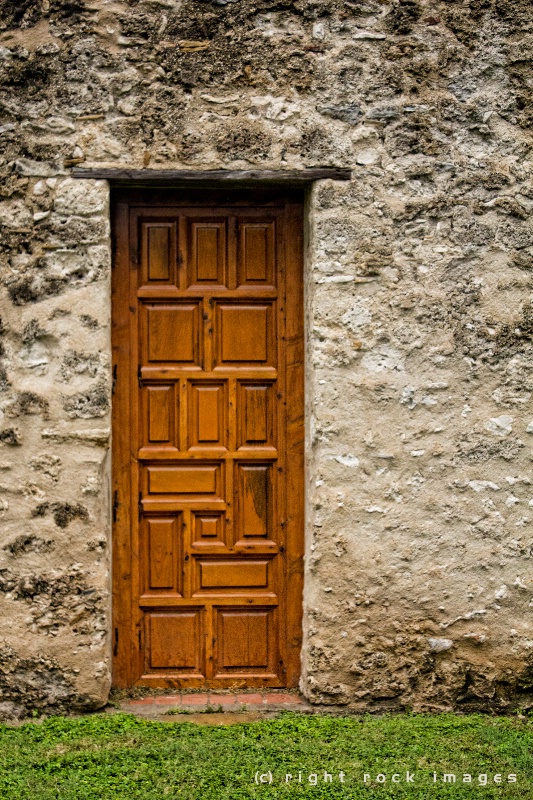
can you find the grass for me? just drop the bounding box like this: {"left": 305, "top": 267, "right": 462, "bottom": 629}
{"left": 0, "top": 711, "right": 532, "bottom": 799}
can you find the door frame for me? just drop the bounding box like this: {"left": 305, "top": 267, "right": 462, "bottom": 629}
{"left": 110, "top": 186, "right": 305, "bottom": 688}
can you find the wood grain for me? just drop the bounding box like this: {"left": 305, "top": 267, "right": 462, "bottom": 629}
{"left": 112, "top": 190, "right": 304, "bottom": 688}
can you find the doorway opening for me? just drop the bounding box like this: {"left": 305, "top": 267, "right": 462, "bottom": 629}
{"left": 111, "top": 187, "right": 305, "bottom": 688}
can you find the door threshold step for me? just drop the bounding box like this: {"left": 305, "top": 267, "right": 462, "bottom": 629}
{"left": 119, "top": 691, "right": 310, "bottom": 716}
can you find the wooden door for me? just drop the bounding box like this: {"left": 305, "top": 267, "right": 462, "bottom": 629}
{"left": 112, "top": 188, "right": 304, "bottom": 688}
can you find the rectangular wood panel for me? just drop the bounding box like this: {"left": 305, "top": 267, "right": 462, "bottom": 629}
{"left": 145, "top": 224, "right": 172, "bottom": 281}
{"left": 148, "top": 610, "right": 203, "bottom": 671}
{"left": 198, "top": 387, "right": 219, "bottom": 441}
{"left": 189, "top": 221, "right": 226, "bottom": 285}
{"left": 112, "top": 190, "right": 304, "bottom": 690}
{"left": 147, "top": 464, "right": 219, "bottom": 495}
{"left": 238, "top": 222, "right": 275, "bottom": 286}
{"left": 189, "top": 382, "right": 226, "bottom": 448}
{"left": 144, "top": 517, "right": 179, "bottom": 592}
{"left": 146, "top": 386, "right": 172, "bottom": 443}
{"left": 236, "top": 464, "right": 270, "bottom": 539}
{"left": 198, "top": 560, "right": 268, "bottom": 589}
{"left": 239, "top": 383, "right": 273, "bottom": 446}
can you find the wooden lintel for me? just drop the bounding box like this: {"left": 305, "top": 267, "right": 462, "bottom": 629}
{"left": 71, "top": 167, "right": 351, "bottom": 184}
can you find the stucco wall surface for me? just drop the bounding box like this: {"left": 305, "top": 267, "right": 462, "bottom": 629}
{"left": 0, "top": 0, "right": 533, "bottom": 717}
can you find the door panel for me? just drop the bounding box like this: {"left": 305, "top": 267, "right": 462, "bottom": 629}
{"left": 145, "top": 304, "right": 201, "bottom": 364}
{"left": 112, "top": 190, "right": 304, "bottom": 688}
{"left": 142, "top": 222, "right": 175, "bottom": 284}
{"left": 143, "top": 517, "right": 181, "bottom": 594}
{"left": 148, "top": 610, "right": 204, "bottom": 672}
{"left": 145, "top": 385, "right": 174, "bottom": 444}
{"left": 189, "top": 382, "right": 226, "bottom": 448}
{"left": 238, "top": 221, "right": 275, "bottom": 286}
{"left": 188, "top": 220, "right": 227, "bottom": 286}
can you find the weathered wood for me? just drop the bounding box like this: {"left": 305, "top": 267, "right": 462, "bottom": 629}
{"left": 72, "top": 167, "right": 351, "bottom": 183}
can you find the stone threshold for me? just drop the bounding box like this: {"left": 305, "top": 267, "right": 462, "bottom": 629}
{"left": 120, "top": 690, "right": 309, "bottom": 715}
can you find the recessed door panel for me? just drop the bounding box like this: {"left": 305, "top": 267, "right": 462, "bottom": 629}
{"left": 189, "top": 382, "right": 226, "bottom": 448}
{"left": 195, "top": 559, "right": 269, "bottom": 591}
{"left": 145, "top": 303, "right": 201, "bottom": 364}
{"left": 147, "top": 610, "right": 204, "bottom": 673}
{"left": 146, "top": 464, "right": 221, "bottom": 496}
{"left": 142, "top": 516, "right": 181, "bottom": 595}
{"left": 145, "top": 385, "right": 173, "bottom": 444}
{"left": 142, "top": 223, "right": 175, "bottom": 283}
{"left": 192, "top": 513, "right": 227, "bottom": 549}
{"left": 215, "top": 303, "right": 275, "bottom": 367}
{"left": 189, "top": 220, "right": 226, "bottom": 286}
{"left": 214, "top": 607, "right": 277, "bottom": 676}
{"left": 235, "top": 463, "right": 271, "bottom": 540}
{"left": 238, "top": 221, "right": 275, "bottom": 286}
{"left": 238, "top": 383, "right": 274, "bottom": 448}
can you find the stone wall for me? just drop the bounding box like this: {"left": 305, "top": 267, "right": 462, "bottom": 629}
{"left": 1, "top": 0, "right": 533, "bottom": 716}
{"left": 0, "top": 175, "right": 111, "bottom": 718}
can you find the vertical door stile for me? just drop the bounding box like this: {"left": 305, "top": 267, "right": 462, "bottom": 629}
{"left": 205, "top": 596, "right": 215, "bottom": 680}
{"left": 202, "top": 294, "right": 213, "bottom": 375}
{"left": 227, "top": 378, "right": 237, "bottom": 455}
{"left": 178, "top": 215, "right": 187, "bottom": 292}
{"left": 283, "top": 201, "right": 305, "bottom": 687}
{"left": 179, "top": 378, "right": 187, "bottom": 453}
{"left": 275, "top": 208, "right": 288, "bottom": 679}
{"left": 111, "top": 201, "right": 133, "bottom": 688}
{"left": 182, "top": 508, "right": 192, "bottom": 599}
{"left": 228, "top": 215, "right": 238, "bottom": 291}
{"left": 226, "top": 213, "right": 238, "bottom": 563}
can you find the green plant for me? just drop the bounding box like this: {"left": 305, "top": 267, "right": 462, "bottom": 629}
{"left": 0, "top": 711, "right": 532, "bottom": 799}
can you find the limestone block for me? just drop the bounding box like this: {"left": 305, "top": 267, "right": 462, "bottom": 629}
{"left": 54, "top": 179, "right": 108, "bottom": 217}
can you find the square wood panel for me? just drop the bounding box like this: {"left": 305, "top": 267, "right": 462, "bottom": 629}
{"left": 214, "top": 302, "right": 275, "bottom": 367}
{"left": 192, "top": 513, "right": 227, "bottom": 549}
{"left": 214, "top": 607, "right": 277, "bottom": 676}
{"left": 147, "top": 609, "right": 204, "bottom": 673}
{"left": 144, "top": 303, "right": 201, "bottom": 365}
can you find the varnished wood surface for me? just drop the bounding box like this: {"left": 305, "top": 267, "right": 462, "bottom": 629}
{"left": 112, "top": 190, "right": 305, "bottom": 689}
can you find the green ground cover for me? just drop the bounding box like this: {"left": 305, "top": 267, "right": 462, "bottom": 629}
{"left": 0, "top": 711, "right": 532, "bottom": 799}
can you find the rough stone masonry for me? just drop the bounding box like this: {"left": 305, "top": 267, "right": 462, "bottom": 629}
{"left": 0, "top": 0, "right": 532, "bottom": 718}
